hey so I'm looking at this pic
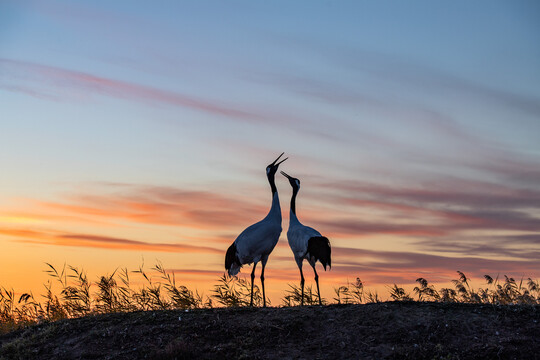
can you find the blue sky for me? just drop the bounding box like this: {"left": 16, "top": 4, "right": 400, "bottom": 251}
{"left": 1, "top": 0, "right": 539, "bottom": 300}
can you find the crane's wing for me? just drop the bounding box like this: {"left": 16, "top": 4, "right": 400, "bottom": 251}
{"left": 287, "top": 223, "right": 321, "bottom": 258}
{"left": 234, "top": 220, "right": 282, "bottom": 264}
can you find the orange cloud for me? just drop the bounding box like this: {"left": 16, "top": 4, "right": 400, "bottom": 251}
{"left": 0, "top": 228, "right": 45, "bottom": 238}
{"left": 1, "top": 227, "right": 222, "bottom": 254}
{"left": 35, "top": 185, "right": 268, "bottom": 230}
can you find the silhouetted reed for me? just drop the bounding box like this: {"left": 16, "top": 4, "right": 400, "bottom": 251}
{"left": 388, "top": 284, "right": 412, "bottom": 301}
{"left": 414, "top": 277, "right": 441, "bottom": 301}
{"left": 211, "top": 274, "right": 267, "bottom": 307}
{"left": 154, "top": 262, "right": 206, "bottom": 309}
{"left": 282, "top": 283, "right": 325, "bottom": 306}
{"left": 333, "top": 278, "right": 364, "bottom": 304}
{"left": 45, "top": 264, "right": 91, "bottom": 317}
{"left": 410, "top": 271, "right": 540, "bottom": 305}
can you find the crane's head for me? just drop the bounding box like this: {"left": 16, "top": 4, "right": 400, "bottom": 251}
{"left": 280, "top": 170, "right": 300, "bottom": 191}
{"left": 266, "top": 152, "right": 288, "bottom": 176}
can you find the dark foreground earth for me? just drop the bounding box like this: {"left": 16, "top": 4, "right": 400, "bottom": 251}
{"left": 1, "top": 302, "right": 539, "bottom": 359}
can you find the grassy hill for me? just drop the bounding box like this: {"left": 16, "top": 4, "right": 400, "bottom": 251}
{"left": 1, "top": 302, "right": 539, "bottom": 359}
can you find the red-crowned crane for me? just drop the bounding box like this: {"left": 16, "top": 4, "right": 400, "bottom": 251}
{"left": 281, "top": 170, "right": 331, "bottom": 305}
{"left": 225, "top": 152, "right": 288, "bottom": 307}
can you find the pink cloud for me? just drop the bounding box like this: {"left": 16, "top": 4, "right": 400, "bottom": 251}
{"left": 309, "top": 177, "right": 540, "bottom": 235}
{"left": 0, "top": 58, "right": 257, "bottom": 120}
{"left": 331, "top": 246, "right": 540, "bottom": 284}
{"left": 0, "top": 84, "right": 61, "bottom": 101}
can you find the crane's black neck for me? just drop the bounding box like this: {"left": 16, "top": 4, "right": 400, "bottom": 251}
{"left": 268, "top": 172, "right": 277, "bottom": 195}
{"left": 290, "top": 187, "right": 299, "bottom": 215}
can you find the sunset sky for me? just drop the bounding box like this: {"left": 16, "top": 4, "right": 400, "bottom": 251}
{"left": 1, "top": 1, "right": 539, "bottom": 303}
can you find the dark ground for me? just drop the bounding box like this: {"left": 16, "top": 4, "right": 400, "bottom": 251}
{"left": 1, "top": 302, "right": 539, "bottom": 359}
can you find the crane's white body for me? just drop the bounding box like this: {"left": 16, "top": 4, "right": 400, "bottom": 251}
{"left": 287, "top": 210, "right": 321, "bottom": 265}
{"left": 229, "top": 192, "right": 282, "bottom": 275}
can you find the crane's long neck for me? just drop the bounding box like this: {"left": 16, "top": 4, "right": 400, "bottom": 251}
{"left": 290, "top": 187, "right": 298, "bottom": 215}
{"left": 267, "top": 172, "right": 281, "bottom": 220}
{"left": 289, "top": 187, "right": 301, "bottom": 225}
{"left": 268, "top": 171, "right": 278, "bottom": 195}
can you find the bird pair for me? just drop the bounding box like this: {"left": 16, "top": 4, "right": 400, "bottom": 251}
{"left": 225, "top": 152, "right": 331, "bottom": 307}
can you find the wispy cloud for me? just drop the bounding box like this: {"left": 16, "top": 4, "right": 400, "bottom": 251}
{"left": 0, "top": 58, "right": 256, "bottom": 120}
{"left": 0, "top": 84, "right": 61, "bottom": 101}
{"left": 478, "top": 157, "right": 540, "bottom": 187}
{"left": 265, "top": 69, "right": 540, "bottom": 159}
{"left": 1, "top": 226, "right": 222, "bottom": 254}
{"left": 272, "top": 243, "right": 539, "bottom": 286}
{"left": 0, "top": 227, "right": 45, "bottom": 238}
{"left": 318, "top": 219, "right": 448, "bottom": 238}
{"left": 289, "top": 176, "right": 540, "bottom": 265}
{"left": 37, "top": 184, "right": 268, "bottom": 230}
{"left": 249, "top": 45, "right": 540, "bottom": 186}
{"left": 332, "top": 246, "right": 540, "bottom": 283}
{"left": 319, "top": 177, "right": 540, "bottom": 210}
{"left": 57, "top": 233, "right": 222, "bottom": 253}
{"left": 320, "top": 47, "right": 540, "bottom": 118}
{"left": 411, "top": 234, "right": 540, "bottom": 260}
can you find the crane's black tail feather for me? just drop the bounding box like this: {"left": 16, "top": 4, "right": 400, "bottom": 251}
{"left": 225, "top": 242, "right": 242, "bottom": 276}
{"left": 307, "top": 236, "right": 331, "bottom": 270}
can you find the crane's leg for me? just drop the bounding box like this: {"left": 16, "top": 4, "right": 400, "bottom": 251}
{"left": 296, "top": 257, "right": 305, "bottom": 306}
{"left": 250, "top": 262, "right": 258, "bottom": 307}
{"left": 260, "top": 257, "right": 268, "bottom": 307}
{"left": 310, "top": 263, "right": 322, "bottom": 305}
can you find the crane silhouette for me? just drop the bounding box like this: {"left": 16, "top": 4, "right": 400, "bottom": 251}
{"left": 225, "top": 152, "right": 288, "bottom": 307}
{"left": 281, "top": 170, "right": 331, "bottom": 305}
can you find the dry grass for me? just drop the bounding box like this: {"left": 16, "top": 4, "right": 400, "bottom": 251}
{"left": 211, "top": 274, "right": 266, "bottom": 307}
{"left": 281, "top": 283, "right": 323, "bottom": 306}
{"left": 1, "top": 264, "right": 538, "bottom": 334}
{"left": 333, "top": 277, "right": 365, "bottom": 304}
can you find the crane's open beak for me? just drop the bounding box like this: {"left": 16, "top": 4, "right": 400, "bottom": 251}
{"left": 271, "top": 152, "right": 288, "bottom": 166}
{"left": 280, "top": 170, "right": 292, "bottom": 179}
